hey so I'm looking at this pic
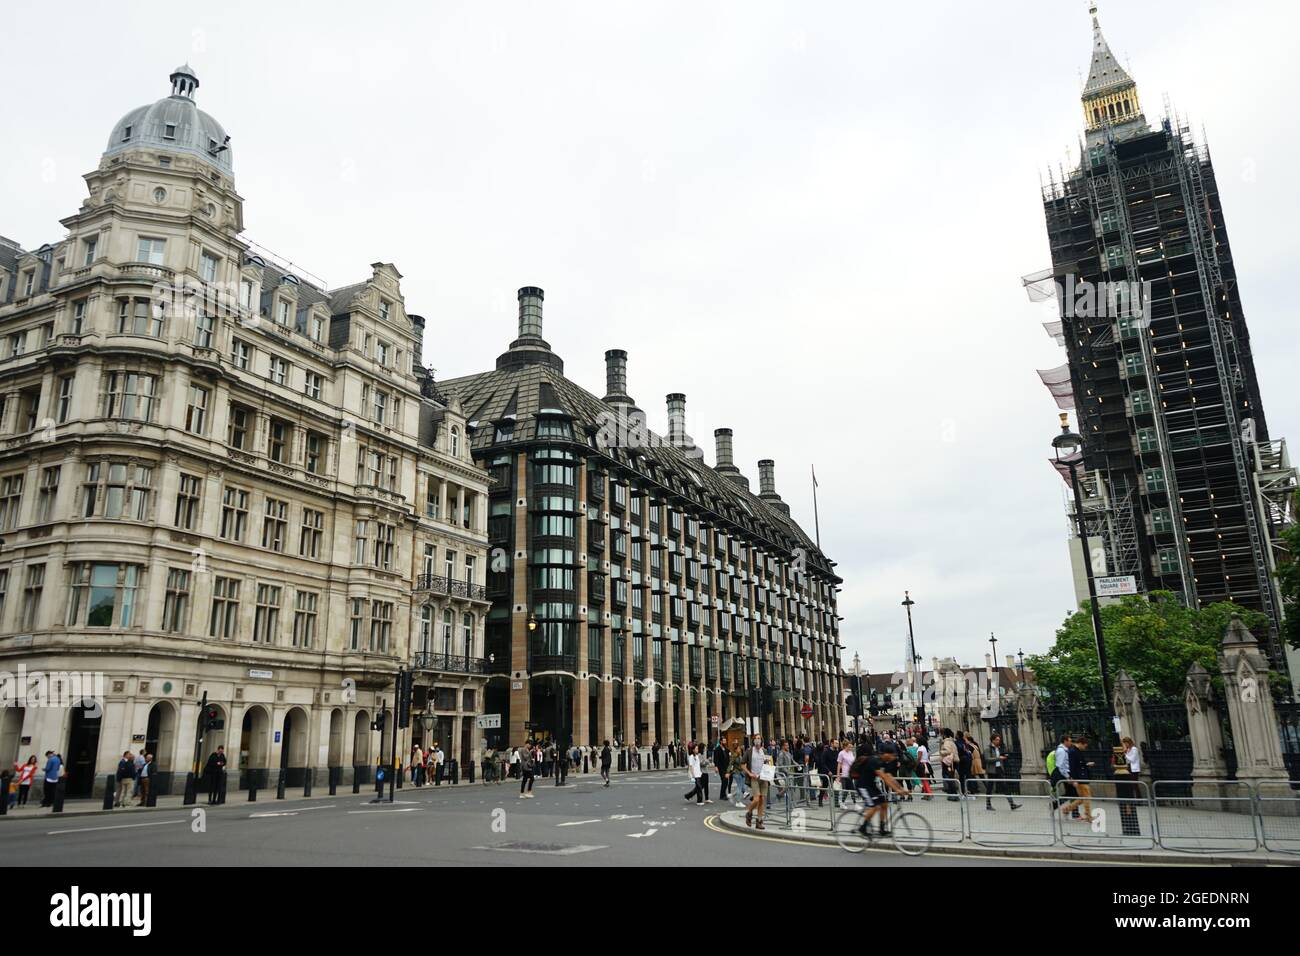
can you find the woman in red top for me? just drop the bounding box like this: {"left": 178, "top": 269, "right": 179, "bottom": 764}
{"left": 16, "top": 755, "right": 37, "bottom": 807}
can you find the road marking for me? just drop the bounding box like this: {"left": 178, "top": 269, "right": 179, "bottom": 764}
{"left": 249, "top": 804, "right": 336, "bottom": 818}
{"left": 608, "top": 813, "right": 642, "bottom": 820}
{"left": 347, "top": 807, "right": 422, "bottom": 814}
{"left": 48, "top": 819, "right": 186, "bottom": 836}
{"left": 627, "top": 829, "right": 659, "bottom": 838}
{"left": 556, "top": 819, "right": 602, "bottom": 827}
{"left": 474, "top": 842, "right": 607, "bottom": 855}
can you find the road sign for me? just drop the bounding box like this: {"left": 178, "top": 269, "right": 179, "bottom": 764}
{"left": 476, "top": 714, "right": 502, "bottom": 729}
{"left": 1096, "top": 575, "right": 1138, "bottom": 597}
{"left": 800, "top": 704, "right": 814, "bottom": 719}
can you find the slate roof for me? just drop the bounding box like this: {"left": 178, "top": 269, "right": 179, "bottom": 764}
{"left": 440, "top": 353, "right": 838, "bottom": 581}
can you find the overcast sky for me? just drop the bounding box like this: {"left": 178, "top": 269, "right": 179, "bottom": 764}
{"left": 3, "top": 1, "right": 1297, "bottom": 677}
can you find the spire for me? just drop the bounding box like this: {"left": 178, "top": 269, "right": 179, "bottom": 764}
{"left": 1079, "top": 4, "right": 1145, "bottom": 139}
{"left": 169, "top": 64, "right": 199, "bottom": 100}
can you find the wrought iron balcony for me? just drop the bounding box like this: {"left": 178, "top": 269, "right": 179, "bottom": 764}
{"left": 412, "top": 652, "right": 488, "bottom": 674}
{"left": 415, "top": 574, "right": 488, "bottom": 602}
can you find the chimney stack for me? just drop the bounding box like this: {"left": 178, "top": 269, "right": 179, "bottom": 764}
{"left": 603, "top": 348, "right": 635, "bottom": 408}
{"left": 666, "top": 393, "right": 686, "bottom": 445}
{"left": 714, "top": 428, "right": 749, "bottom": 490}
{"left": 757, "top": 459, "right": 790, "bottom": 514}
{"left": 516, "top": 286, "right": 544, "bottom": 341}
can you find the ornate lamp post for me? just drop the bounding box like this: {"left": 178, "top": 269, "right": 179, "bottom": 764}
{"left": 902, "top": 591, "right": 925, "bottom": 732}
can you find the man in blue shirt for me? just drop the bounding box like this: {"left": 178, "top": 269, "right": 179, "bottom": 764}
{"left": 40, "top": 751, "right": 61, "bottom": 806}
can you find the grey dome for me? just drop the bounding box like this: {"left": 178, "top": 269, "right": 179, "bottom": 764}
{"left": 103, "top": 65, "right": 232, "bottom": 174}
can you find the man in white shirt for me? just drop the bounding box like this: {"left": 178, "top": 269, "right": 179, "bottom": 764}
{"left": 432, "top": 744, "right": 445, "bottom": 786}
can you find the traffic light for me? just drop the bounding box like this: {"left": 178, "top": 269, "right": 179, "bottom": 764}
{"left": 204, "top": 705, "right": 224, "bottom": 731}
{"left": 882, "top": 692, "right": 893, "bottom": 713}
{"left": 846, "top": 694, "right": 860, "bottom": 717}
{"left": 869, "top": 690, "right": 879, "bottom": 717}
{"left": 397, "top": 669, "right": 413, "bottom": 729}
{"left": 371, "top": 711, "right": 386, "bottom": 733}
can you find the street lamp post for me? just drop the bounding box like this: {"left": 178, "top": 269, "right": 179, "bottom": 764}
{"left": 902, "top": 591, "right": 925, "bottom": 733}
{"left": 1052, "top": 413, "right": 1117, "bottom": 734}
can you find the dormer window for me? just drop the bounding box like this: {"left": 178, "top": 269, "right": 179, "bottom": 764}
{"left": 121, "top": 125, "right": 132, "bottom": 142}
{"left": 164, "top": 124, "right": 177, "bottom": 140}
{"left": 158, "top": 157, "right": 171, "bottom": 168}
{"left": 379, "top": 300, "right": 391, "bottom": 323}
{"left": 450, "top": 427, "right": 461, "bottom": 457}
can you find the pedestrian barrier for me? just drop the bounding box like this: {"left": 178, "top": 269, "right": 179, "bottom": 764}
{"left": 966, "top": 778, "right": 1057, "bottom": 848}
{"left": 1152, "top": 779, "right": 1258, "bottom": 853}
{"left": 1054, "top": 778, "right": 1155, "bottom": 850}
{"left": 1254, "top": 780, "right": 1300, "bottom": 855}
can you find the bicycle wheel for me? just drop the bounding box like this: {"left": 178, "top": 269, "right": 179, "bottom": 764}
{"left": 890, "top": 811, "right": 932, "bottom": 857}
{"left": 834, "top": 807, "right": 871, "bottom": 853}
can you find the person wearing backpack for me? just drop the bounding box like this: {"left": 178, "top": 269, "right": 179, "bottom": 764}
{"left": 1050, "top": 734, "right": 1072, "bottom": 811}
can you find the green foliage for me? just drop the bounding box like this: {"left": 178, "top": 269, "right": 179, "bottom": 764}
{"left": 1025, "top": 592, "right": 1271, "bottom": 706}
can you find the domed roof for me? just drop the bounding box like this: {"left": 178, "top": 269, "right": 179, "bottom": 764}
{"left": 103, "top": 65, "right": 233, "bottom": 174}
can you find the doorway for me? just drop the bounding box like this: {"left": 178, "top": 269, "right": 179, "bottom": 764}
{"left": 66, "top": 701, "right": 101, "bottom": 797}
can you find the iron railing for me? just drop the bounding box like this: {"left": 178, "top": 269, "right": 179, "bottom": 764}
{"left": 412, "top": 652, "right": 488, "bottom": 674}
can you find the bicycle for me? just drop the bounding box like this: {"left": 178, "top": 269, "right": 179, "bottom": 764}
{"left": 834, "top": 790, "right": 933, "bottom": 857}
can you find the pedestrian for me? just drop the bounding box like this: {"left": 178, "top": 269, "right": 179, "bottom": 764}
{"left": 985, "top": 733, "right": 1020, "bottom": 810}
{"left": 509, "top": 746, "right": 520, "bottom": 779}
{"left": 600, "top": 740, "right": 612, "bottom": 787}
{"left": 914, "top": 735, "right": 933, "bottom": 799}
{"left": 712, "top": 737, "right": 730, "bottom": 800}
{"left": 683, "top": 744, "right": 705, "bottom": 804}
{"left": 1115, "top": 736, "right": 1142, "bottom": 835}
{"left": 411, "top": 744, "right": 424, "bottom": 787}
{"left": 1051, "top": 733, "right": 1073, "bottom": 812}
{"left": 518, "top": 743, "right": 536, "bottom": 798}
{"left": 743, "top": 734, "right": 772, "bottom": 830}
{"left": 16, "top": 756, "right": 36, "bottom": 807}
{"left": 40, "top": 751, "right": 61, "bottom": 807}
{"left": 115, "top": 751, "right": 135, "bottom": 808}
{"left": 966, "top": 731, "right": 988, "bottom": 804}
{"left": 132, "top": 749, "right": 146, "bottom": 800}
{"left": 652, "top": 739, "right": 660, "bottom": 770}
{"left": 939, "top": 729, "right": 959, "bottom": 801}
{"left": 432, "top": 743, "right": 445, "bottom": 785}
{"left": 137, "top": 752, "right": 153, "bottom": 806}
{"left": 955, "top": 729, "right": 974, "bottom": 799}
{"left": 203, "top": 746, "right": 227, "bottom": 805}
{"left": 630, "top": 741, "right": 639, "bottom": 771}
{"left": 775, "top": 740, "right": 795, "bottom": 803}
{"left": 1060, "top": 734, "right": 1096, "bottom": 822}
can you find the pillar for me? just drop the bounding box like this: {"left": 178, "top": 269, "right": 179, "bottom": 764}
{"left": 1184, "top": 662, "right": 1227, "bottom": 798}
{"left": 1218, "top": 614, "right": 1289, "bottom": 785}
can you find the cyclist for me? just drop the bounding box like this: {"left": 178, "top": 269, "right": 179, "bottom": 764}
{"left": 849, "top": 742, "right": 908, "bottom": 838}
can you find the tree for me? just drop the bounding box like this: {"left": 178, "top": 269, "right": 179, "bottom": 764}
{"left": 1025, "top": 592, "right": 1271, "bottom": 706}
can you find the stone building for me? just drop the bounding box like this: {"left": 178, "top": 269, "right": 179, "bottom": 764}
{"left": 440, "top": 289, "right": 845, "bottom": 750}
{"left": 0, "top": 66, "right": 489, "bottom": 795}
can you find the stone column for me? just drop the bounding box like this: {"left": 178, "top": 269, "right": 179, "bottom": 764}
{"left": 1013, "top": 682, "right": 1047, "bottom": 782}
{"left": 1112, "top": 669, "right": 1152, "bottom": 788}
{"left": 1184, "top": 661, "right": 1227, "bottom": 798}
{"left": 1218, "top": 614, "right": 1289, "bottom": 785}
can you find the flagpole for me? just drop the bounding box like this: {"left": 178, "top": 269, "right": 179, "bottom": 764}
{"left": 811, "top": 464, "right": 821, "bottom": 550}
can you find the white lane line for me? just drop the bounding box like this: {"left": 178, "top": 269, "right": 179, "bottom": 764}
{"left": 48, "top": 819, "right": 186, "bottom": 836}
{"left": 556, "top": 819, "right": 602, "bottom": 827}
{"left": 347, "top": 807, "right": 421, "bottom": 814}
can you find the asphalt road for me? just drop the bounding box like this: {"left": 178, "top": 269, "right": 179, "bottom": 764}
{"left": 4, "top": 771, "right": 1064, "bottom": 867}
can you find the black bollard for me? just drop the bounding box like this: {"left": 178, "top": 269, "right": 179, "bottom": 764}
{"left": 218, "top": 769, "right": 227, "bottom": 805}
{"left": 618, "top": 750, "right": 626, "bottom": 772}
{"left": 146, "top": 781, "right": 158, "bottom": 807}
{"left": 102, "top": 775, "right": 115, "bottom": 810}
{"left": 52, "top": 777, "right": 67, "bottom": 813}
{"left": 304, "top": 768, "right": 312, "bottom": 798}
{"left": 329, "top": 766, "right": 338, "bottom": 796}
{"left": 248, "top": 777, "right": 257, "bottom": 802}
{"left": 276, "top": 773, "right": 286, "bottom": 800}
{"left": 183, "top": 771, "right": 197, "bottom": 806}
{"left": 352, "top": 770, "right": 360, "bottom": 794}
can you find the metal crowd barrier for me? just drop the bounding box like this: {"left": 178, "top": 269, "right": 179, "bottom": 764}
{"left": 1254, "top": 780, "right": 1300, "bottom": 855}
{"left": 1152, "top": 779, "right": 1258, "bottom": 853}
{"left": 1053, "top": 778, "right": 1155, "bottom": 850}
{"left": 966, "top": 778, "right": 1057, "bottom": 848}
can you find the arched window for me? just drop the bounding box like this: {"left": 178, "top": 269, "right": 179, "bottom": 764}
{"left": 419, "top": 606, "right": 433, "bottom": 655}
{"left": 450, "top": 427, "right": 460, "bottom": 457}
{"left": 441, "top": 609, "right": 453, "bottom": 656}
{"left": 461, "top": 613, "right": 473, "bottom": 658}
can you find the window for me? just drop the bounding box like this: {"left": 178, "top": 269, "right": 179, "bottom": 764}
{"left": 349, "top": 598, "right": 365, "bottom": 651}
{"left": 230, "top": 338, "right": 252, "bottom": 370}
{"left": 209, "top": 577, "right": 241, "bottom": 639}
{"left": 292, "top": 591, "right": 318, "bottom": 648}
{"left": 1157, "top": 548, "right": 1180, "bottom": 575}
{"left": 379, "top": 301, "right": 391, "bottom": 323}
{"left": 299, "top": 508, "right": 323, "bottom": 558}
{"left": 450, "top": 427, "right": 460, "bottom": 457}
{"left": 174, "top": 473, "right": 201, "bottom": 529}
{"left": 200, "top": 251, "right": 219, "bottom": 283}
{"left": 1144, "top": 468, "right": 1166, "bottom": 493}
{"left": 261, "top": 498, "right": 288, "bottom": 552}
{"left": 444, "top": 549, "right": 457, "bottom": 581}
{"left": 425, "top": 480, "right": 440, "bottom": 519}
{"left": 116, "top": 298, "right": 165, "bottom": 337}
{"left": 1124, "top": 352, "right": 1144, "bottom": 377}
{"left": 67, "top": 562, "right": 139, "bottom": 628}
{"left": 1151, "top": 508, "right": 1174, "bottom": 535}
{"left": 72, "top": 300, "right": 87, "bottom": 335}
{"left": 83, "top": 238, "right": 97, "bottom": 266}
{"left": 377, "top": 340, "right": 391, "bottom": 366}
{"left": 372, "top": 390, "right": 387, "bottom": 424}
{"left": 21, "top": 271, "right": 34, "bottom": 297}
{"left": 8, "top": 330, "right": 26, "bottom": 358}
{"left": 441, "top": 609, "right": 453, "bottom": 655}
{"left": 21, "top": 564, "right": 45, "bottom": 630}
{"left": 1137, "top": 427, "right": 1159, "bottom": 454}
{"left": 164, "top": 123, "right": 177, "bottom": 140}
{"left": 461, "top": 613, "right": 473, "bottom": 658}
{"left": 357, "top": 448, "right": 382, "bottom": 487}
{"left": 0, "top": 569, "right": 7, "bottom": 621}
{"left": 370, "top": 601, "right": 393, "bottom": 653}
{"left": 1131, "top": 390, "right": 1153, "bottom": 415}
{"left": 303, "top": 372, "right": 322, "bottom": 400}
{"left": 136, "top": 238, "right": 166, "bottom": 266}
{"left": 373, "top": 522, "right": 395, "bottom": 570}
{"left": 39, "top": 323, "right": 53, "bottom": 348}
{"left": 276, "top": 300, "right": 290, "bottom": 327}
{"left": 227, "top": 404, "right": 251, "bottom": 449}
{"left": 184, "top": 384, "right": 209, "bottom": 434}
{"left": 304, "top": 432, "right": 325, "bottom": 474}
{"left": 194, "top": 313, "right": 215, "bottom": 349}
{"left": 81, "top": 462, "right": 151, "bottom": 520}
{"left": 220, "top": 486, "right": 249, "bottom": 541}
{"left": 386, "top": 455, "right": 399, "bottom": 491}
{"left": 239, "top": 280, "right": 255, "bottom": 311}
{"left": 19, "top": 386, "right": 40, "bottom": 432}
{"left": 311, "top": 315, "right": 325, "bottom": 342}
{"left": 253, "top": 584, "right": 281, "bottom": 643}
{"left": 0, "top": 474, "right": 23, "bottom": 530}
{"left": 102, "top": 370, "right": 157, "bottom": 421}
{"left": 354, "top": 520, "right": 369, "bottom": 564}
{"left": 419, "top": 606, "right": 433, "bottom": 655}
{"left": 162, "top": 569, "right": 191, "bottom": 633}
{"left": 268, "top": 356, "right": 289, "bottom": 386}
{"left": 464, "top": 555, "right": 476, "bottom": 586}
{"left": 35, "top": 466, "right": 59, "bottom": 523}
{"left": 267, "top": 419, "right": 290, "bottom": 463}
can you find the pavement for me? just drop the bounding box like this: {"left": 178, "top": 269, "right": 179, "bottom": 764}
{"left": 0, "top": 767, "right": 1067, "bottom": 867}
